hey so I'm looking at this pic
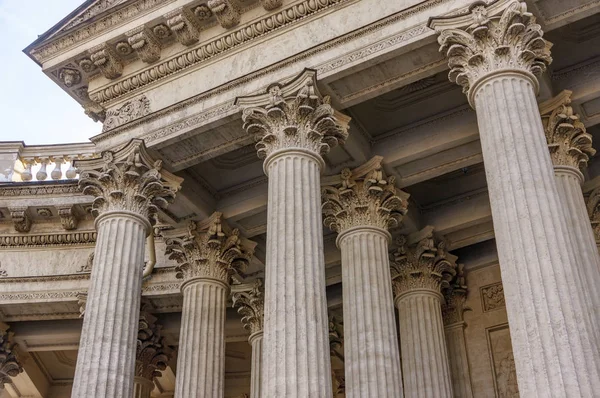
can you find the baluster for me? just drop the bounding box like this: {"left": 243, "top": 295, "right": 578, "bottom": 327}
{"left": 65, "top": 156, "right": 78, "bottom": 179}
{"left": 21, "top": 158, "right": 33, "bottom": 181}
{"left": 35, "top": 157, "right": 48, "bottom": 181}
{"left": 50, "top": 156, "right": 64, "bottom": 180}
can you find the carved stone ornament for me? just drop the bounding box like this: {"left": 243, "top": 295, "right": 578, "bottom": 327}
{"left": 540, "top": 90, "right": 595, "bottom": 171}
{"left": 328, "top": 314, "right": 344, "bottom": 362}
{"left": 193, "top": 4, "right": 213, "bottom": 20}
{"left": 74, "top": 139, "right": 183, "bottom": 225}
{"left": 9, "top": 207, "right": 31, "bottom": 233}
{"left": 442, "top": 263, "right": 469, "bottom": 325}
{"left": 260, "top": 0, "right": 283, "bottom": 11}
{"left": 322, "top": 156, "right": 410, "bottom": 235}
{"left": 152, "top": 24, "right": 171, "bottom": 39}
{"left": 102, "top": 95, "right": 151, "bottom": 132}
{"left": 390, "top": 227, "right": 457, "bottom": 298}
{"left": 0, "top": 326, "right": 23, "bottom": 389}
{"left": 232, "top": 278, "right": 264, "bottom": 335}
{"left": 207, "top": 0, "right": 240, "bottom": 28}
{"left": 165, "top": 8, "right": 201, "bottom": 46}
{"left": 77, "top": 292, "right": 88, "bottom": 317}
{"left": 236, "top": 69, "right": 349, "bottom": 165}
{"left": 586, "top": 187, "right": 600, "bottom": 247}
{"left": 58, "top": 206, "right": 79, "bottom": 230}
{"left": 165, "top": 212, "right": 255, "bottom": 284}
{"left": 89, "top": 43, "right": 123, "bottom": 79}
{"left": 429, "top": 0, "right": 552, "bottom": 104}
{"left": 58, "top": 67, "right": 81, "bottom": 87}
{"left": 481, "top": 282, "right": 506, "bottom": 312}
{"left": 77, "top": 253, "right": 94, "bottom": 274}
{"left": 127, "top": 26, "right": 161, "bottom": 64}
{"left": 136, "top": 306, "right": 173, "bottom": 381}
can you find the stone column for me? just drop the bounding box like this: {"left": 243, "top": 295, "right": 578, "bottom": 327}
{"left": 441, "top": 264, "right": 473, "bottom": 398}
{"left": 0, "top": 323, "right": 23, "bottom": 390}
{"left": 235, "top": 69, "right": 348, "bottom": 397}
{"left": 165, "top": 212, "right": 254, "bottom": 398}
{"left": 322, "top": 157, "right": 408, "bottom": 398}
{"left": 430, "top": 1, "right": 600, "bottom": 395}
{"left": 540, "top": 91, "right": 600, "bottom": 341}
{"left": 232, "top": 279, "right": 265, "bottom": 398}
{"left": 133, "top": 306, "right": 173, "bottom": 398}
{"left": 72, "top": 140, "right": 182, "bottom": 398}
{"left": 390, "top": 227, "right": 455, "bottom": 398}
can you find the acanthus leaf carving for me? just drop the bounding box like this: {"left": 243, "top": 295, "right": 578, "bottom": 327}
{"left": 127, "top": 26, "right": 161, "bottom": 64}
{"left": 390, "top": 228, "right": 457, "bottom": 298}
{"left": 103, "top": 96, "right": 151, "bottom": 132}
{"left": 9, "top": 207, "right": 31, "bottom": 233}
{"left": 431, "top": 1, "right": 552, "bottom": 103}
{"left": 74, "top": 139, "right": 182, "bottom": 225}
{"left": 89, "top": 43, "right": 123, "bottom": 79}
{"left": 208, "top": 0, "right": 240, "bottom": 29}
{"left": 442, "top": 263, "right": 470, "bottom": 325}
{"left": 136, "top": 304, "right": 174, "bottom": 381}
{"left": 0, "top": 326, "right": 23, "bottom": 389}
{"left": 232, "top": 279, "right": 264, "bottom": 335}
{"left": 322, "top": 157, "right": 410, "bottom": 234}
{"left": 540, "top": 90, "right": 595, "bottom": 171}
{"left": 58, "top": 206, "right": 79, "bottom": 230}
{"left": 165, "top": 212, "right": 255, "bottom": 284}
{"left": 236, "top": 69, "right": 349, "bottom": 163}
{"left": 165, "top": 8, "right": 201, "bottom": 46}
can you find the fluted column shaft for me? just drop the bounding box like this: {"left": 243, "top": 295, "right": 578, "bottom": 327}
{"left": 262, "top": 152, "right": 332, "bottom": 397}
{"left": 395, "top": 290, "right": 453, "bottom": 398}
{"left": 133, "top": 375, "right": 155, "bottom": 398}
{"left": 175, "top": 279, "right": 227, "bottom": 398}
{"left": 72, "top": 212, "right": 147, "bottom": 398}
{"left": 338, "top": 228, "right": 402, "bottom": 398}
{"left": 473, "top": 73, "right": 600, "bottom": 396}
{"left": 444, "top": 322, "right": 473, "bottom": 398}
{"left": 249, "top": 331, "right": 263, "bottom": 398}
{"left": 554, "top": 167, "right": 600, "bottom": 342}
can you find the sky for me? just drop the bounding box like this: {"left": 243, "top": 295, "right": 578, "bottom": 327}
{"left": 0, "top": 0, "right": 100, "bottom": 145}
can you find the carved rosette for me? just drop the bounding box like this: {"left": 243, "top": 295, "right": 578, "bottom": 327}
{"left": 232, "top": 279, "right": 264, "bottom": 336}
{"left": 322, "top": 157, "right": 409, "bottom": 235}
{"left": 586, "top": 187, "right": 600, "bottom": 247}
{"left": 0, "top": 327, "right": 23, "bottom": 389}
{"left": 540, "top": 91, "right": 595, "bottom": 171}
{"left": 75, "top": 140, "right": 182, "bottom": 225}
{"left": 442, "top": 263, "right": 469, "bottom": 325}
{"left": 165, "top": 212, "right": 254, "bottom": 285}
{"left": 136, "top": 309, "right": 173, "bottom": 381}
{"left": 431, "top": 1, "right": 552, "bottom": 103}
{"left": 208, "top": 0, "right": 240, "bottom": 28}
{"left": 236, "top": 69, "right": 348, "bottom": 167}
{"left": 390, "top": 229, "right": 457, "bottom": 299}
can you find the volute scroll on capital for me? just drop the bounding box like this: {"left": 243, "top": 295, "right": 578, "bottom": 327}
{"left": 322, "top": 156, "right": 410, "bottom": 238}
{"left": 165, "top": 212, "right": 256, "bottom": 286}
{"left": 232, "top": 278, "right": 264, "bottom": 336}
{"left": 390, "top": 227, "right": 457, "bottom": 299}
{"left": 74, "top": 139, "right": 183, "bottom": 227}
{"left": 429, "top": 0, "right": 552, "bottom": 106}
{"left": 235, "top": 69, "right": 349, "bottom": 170}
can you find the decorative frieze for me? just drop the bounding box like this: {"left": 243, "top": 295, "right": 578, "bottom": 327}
{"left": 322, "top": 157, "right": 409, "bottom": 234}
{"left": 103, "top": 96, "right": 151, "bottom": 132}
{"left": 0, "top": 324, "right": 23, "bottom": 389}
{"left": 75, "top": 139, "right": 182, "bottom": 224}
{"left": 481, "top": 282, "right": 505, "bottom": 312}
{"left": 89, "top": 43, "right": 123, "bottom": 79}
{"left": 208, "top": 0, "right": 240, "bottom": 29}
{"left": 540, "top": 90, "right": 594, "bottom": 170}
{"left": 9, "top": 207, "right": 31, "bottom": 233}
{"left": 232, "top": 279, "right": 264, "bottom": 336}
{"left": 165, "top": 8, "right": 201, "bottom": 46}
{"left": 165, "top": 212, "right": 254, "bottom": 284}
{"left": 126, "top": 26, "right": 161, "bottom": 64}
{"left": 0, "top": 231, "right": 96, "bottom": 248}
{"left": 390, "top": 228, "right": 457, "bottom": 297}
{"left": 433, "top": 1, "right": 552, "bottom": 104}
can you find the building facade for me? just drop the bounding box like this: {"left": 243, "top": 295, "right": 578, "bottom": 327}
{"left": 0, "top": 0, "right": 600, "bottom": 396}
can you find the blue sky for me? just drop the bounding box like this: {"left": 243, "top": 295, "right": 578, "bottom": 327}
{"left": 0, "top": 1, "right": 100, "bottom": 145}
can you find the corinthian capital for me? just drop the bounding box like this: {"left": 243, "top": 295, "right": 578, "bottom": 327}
{"left": 0, "top": 324, "right": 23, "bottom": 389}
{"left": 136, "top": 306, "right": 173, "bottom": 381}
{"left": 165, "top": 212, "right": 255, "bottom": 285}
{"left": 429, "top": 0, "right": 552, "bottom": 103}
{"left": 390, "top": 227, "right": 457, "bottom": 298}
{"left": 322, "top": 157, "right": 409, "bottom": 235}
{"left": 75, "top": 139, "right": 183, "bottom": 225}
{"left": 539, "top": 90, "right": 595, "bottom": 171}
{"left": 235, "top": 69, "right": 349, "bottom": 167}
{"left": 232, "top": 279, "right": 264, "bottom": 336}
{"left": 442, "top": 263, "right": 469, "bottom": 325}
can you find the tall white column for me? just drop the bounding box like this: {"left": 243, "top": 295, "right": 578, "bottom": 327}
{"left": 72, "top": 140, "right": 181, "bottom": 398}
{"left": 166, "top": 212, "right": 254, "bottom": 398}
{"left": 430, "top": 1, "right": 600, "bottom": 396}
{"left": 232, "top": 279, "right": 265, "bottom": 398}
{"left": 441, "top": 265, "right": 473, "bottom": 398}
{"left": 236, "top": 69, "right": 348, "bottom": 397}
{"left": 322, "top": 158, "right": 408, "bottom": 398}
{"left": 391, "top": 228, "right": 455, "bottom": 398}
{"left": 540, "top": 91, "right": 600, "bottom": 342}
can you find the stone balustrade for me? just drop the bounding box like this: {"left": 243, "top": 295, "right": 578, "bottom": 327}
{"left": 0, "top": 142, "right": 98, "bottom": 183}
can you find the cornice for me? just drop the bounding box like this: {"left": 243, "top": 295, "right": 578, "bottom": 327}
{"left": 0, "top": 231, "right": 97, "bottom": 248}
{"left": 0, "top": 182, "right": 81, "bottom": 197}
